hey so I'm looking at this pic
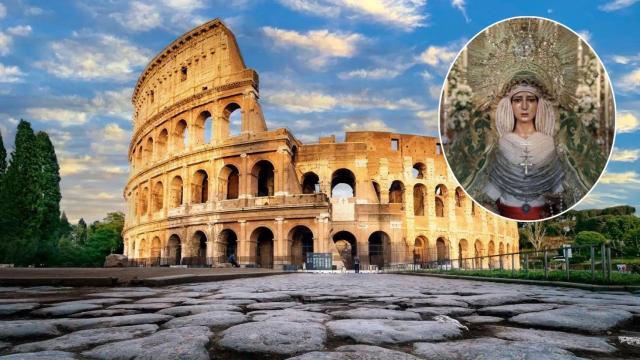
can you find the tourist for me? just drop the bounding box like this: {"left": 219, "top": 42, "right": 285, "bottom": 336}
{"left": 229, "top": 253, "right": 239, "bottom": 267}
{"left": 354, "top": 256, "right": 360, "bottom": 273}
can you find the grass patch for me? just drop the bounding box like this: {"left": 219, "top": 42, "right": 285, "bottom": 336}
{"left": 417, "top": 269, "right": 640, "bottom": 286}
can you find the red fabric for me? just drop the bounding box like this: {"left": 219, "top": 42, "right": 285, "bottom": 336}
{"left": 497, "top": 201, "right": 545, "bottom": 220}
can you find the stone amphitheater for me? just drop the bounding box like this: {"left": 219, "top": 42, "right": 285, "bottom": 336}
{"left": 122, "top": 19, "right": 519, "bottom": 270}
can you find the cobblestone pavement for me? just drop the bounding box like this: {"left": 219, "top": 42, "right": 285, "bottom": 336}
{"left": 0, "top": 274, "right": 639, "bottom": 359}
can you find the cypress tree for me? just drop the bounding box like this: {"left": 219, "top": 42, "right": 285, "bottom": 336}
{"left": 0, "top": 120, "right": 40, "bottom": 265}
{"left": 0, "top": 129, "right": 6, "bottom": 177}
{"left": 35, "top": 132, "right": 61, "bottom": 265}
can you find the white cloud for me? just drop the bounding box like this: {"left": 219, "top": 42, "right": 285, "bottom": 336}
{"left": 417, "top": 109, "right": 439, "bottom": 133}
{"left": 7, "top": 25, "right": 32, "bottom": 37}
{"left": 617, "top": 112, "right": 640, "bottom": 133}
{"left": 263, "top": 27, "right": 363, "bottom": 68}
{"left": 26, "top": 108, "right": 89, "bottom": 127}
{"left": 59, "top": 155, "right": 92, "bottom": 176}
{"left": 576, "top": 30, "right": 591, "bottom": 43}
{"left": 0, "top": 63, "right": 24, "bottom": 83}
{"left": 91, "top": 122, "right": 131, "bottom": 156}
{"left": 429, "top": 85, "right": 442, "bottom": 100}
{"left": 451, "top": 0, "right": 470, "bottom": 22}
{"left": 90, "top": 88, "right": 133, "bottom": 120}
{"left": 278, "top": 0, "right": 427, "bottom": 30}
{"left": 103, "top": 123, "right": 128, "bottom": 142}
{"left": 46, "top": 129, "right": 73, "bottom": 150}
{"left": 418, "top": 45, "right": 457, "bottom": 67}
{"left": 599, "top": 170, "right": 640, "bottom": 185}
{"left": 0, "top": 32, "right": 11, "bottom": 56}
{"left": 36, "top": 32, "right": 149, "bottom": 81}
{"left": 599, "top": 0, "right": 639, "bottom": 11}
{"left": 612, "top": 55, "right": 631, "bottom": 64}
{"left": 24, "top": 6, "right": 43, "bottom": 16}
{"left": 342, "top": 118, "right": 395, "bottom": 132}
{"left": 610, "top": 148, "right": 640, "bottom": 162}
{"left": 265, "top": 89, "right": 422, "bottom": 113}
{"left": 338, "top": 67, "right": 403, "bottom": 80}
{"left": 619, "top": 68, "right": 640, "bottom": 92}
{"left": 111, "top": 2, "right": 162, "bottom": 32}
{"left": 0, "top": 3, "right": 6, "bottom": 19}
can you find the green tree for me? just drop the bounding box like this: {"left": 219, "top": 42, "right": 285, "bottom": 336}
{"left": 575, "top": 231, "right": 608, "bottom": 247}
{"left": 34, "top": 132, "right": 61, "bottom": 265}
{"left": 76, "top": 218, "right": 88, "bottom": 245}
{"left": 0, "top": 129, "right": 6, "bottom": 177}
{"left": 0, "top": 120, "right": 41, "bottom": 265}
{"left": 59, "top": 212, "right": 72, "bottom": 238}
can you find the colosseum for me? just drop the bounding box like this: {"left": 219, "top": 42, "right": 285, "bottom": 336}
{"left": 122, "top": 19, "right": 519, "bottom": 270}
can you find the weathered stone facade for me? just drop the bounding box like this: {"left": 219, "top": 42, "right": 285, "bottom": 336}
{"left": 123, "top": 19, "right": 519, "bottom": 269}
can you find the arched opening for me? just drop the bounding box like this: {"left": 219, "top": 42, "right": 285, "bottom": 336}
{"left": 219, "top": 229, "right": 238, "bottom": 264}
{"left": 173, "top": 119, "right": 188, "bottom": 151}
{"left": 151, "top": 237, "right": 161, "bottom": 266}
{"left": 152, "top": 181, "right": 163, "bottom": 213}
{"left": 435, "top": 184, "right": 447, "bottom": 218}
{"left": 136, "top": 145, "right": 143, "bottom": 168}
{"left": 455, "top": 187, "right": 464, "bottom": 208}
{"left": 413, "top": 184, "right": 426, "bottom": 216}
{"left": 372, "top": 181, "right": 381, "bottom": 203}
{"left": 170, "top": 176, "right": 183, "bottom": 208}
{"left": 388, "top": 180, "right": 404, "bottom": 204}
{"left": 139, "top": 187, "right": 149, "bottom": 217}
{"left": 368, "top": 231, "right": 391, "bottom": 269}
{"left": 219, "top": 165, "right": 239, "bottom": 200}
{"left": 499, "top": 242, "right": 505, "bottom": 269}
{"left": 414, "top": 236, "right": 428, "bottom": 266}
{"left": 459, "top": 239, "right": 469, "bottom": 269}
{"left": 191, "top": 170, "right": 208, "bottom": 204}
{"left": 252, "top": 227, "right": 274, "bottom": 268}
{"left": 224, "top": 103, "right": 242, "bottom": 136}
{"left": 331, "top": 168, "right": 356, "bottom": 198}
{"left": 138, "top": 238, "right": 147, "bottom": 259}
{"left": 157, "top": 128, "right": 168, "bottom": 159}
{"left": 436, "top": 237, "right": 448, "bottom": 265}
{"left": 191, "top": 231, "right": 208, "bottom": 266}
{"left": 195, "top": 111, "right": 213, "bottom": 145}
{"left": 413, "top": 162, "right": 426, "bottom": 179}
{"left": 167, "top": 234, "right": 182, "bottom": 265}
{"left": 131, "top": 241, "right": 136, "bottom": 259}
{"left": 252, "top": 160, "right": 274, "bottom": 197}
{"left": 332, "top": 231, "right": 357, "bottom": 270}
{"left": 301, "top": 172, "right": 320, "bottom": 194}
{"left": 289, "top": 226, "right": 314, "bottom": 267}
{"left": 474, "top": 240, "right": 483, "bottom": 269}
{"left": 144, "top": 137, "right": 154, "bottom": 163}
{"left": 488, "top": 240, "right": 496, "bottom": 269}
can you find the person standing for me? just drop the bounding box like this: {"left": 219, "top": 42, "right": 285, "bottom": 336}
{"left": 354, "top": 255, "right": 360, "bottom": 274}
{"left": 228, "top": 253, "right": 239, "bottom": 268}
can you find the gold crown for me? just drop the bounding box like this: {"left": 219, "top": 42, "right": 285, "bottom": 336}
{"left": 465, "top": 17, "right": 579, "bottom": 110}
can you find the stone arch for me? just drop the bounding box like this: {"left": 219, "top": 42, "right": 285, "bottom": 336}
{"left": 331, "top": 168, "right": 356, "bottom": 198}
{"left": 173, "top": 119, "right": 188, "bottom": 151}
{"left": 368, "top": 231, "right": 391, "bottom": 269}
{"left": 413, "top": 162, "right": 426, "bottom": 179}
{"left": 135, "top": 145, "right": 143, "bottom": 168}
{"left": 138, "top": 238, "right": 148, "bottom": 259}
{"left": 139, "top": 186, "right": 149, "bottom": 217}
{"left": 218, "top": 229, "right": 238, "bottom": 264}
{"left": 413, "top": 184, "right": 426, "bottom": 216}
{"left": 301, "top": 172, "right": 320, "bottom": 194}
{"left": 191, "top": 169, "right": 209, "bottom": 204}
{"left": 251, "top": 227, "right": 274, "bottom": 268}
{"left": 488, "top": 240, "right": 496, "bottom": 268}
{"left": 474, "top": 239, "right": 483, "bottom": 268}
{"left": 455, "top": 187, "right": 465, "bottom": 208}
{"left": 458, "top": 239, "right": 469, "bottom": 269}
{"left": 251, "top": 160, "right": 274, "bottom": 197}
{"left": 414, "top": 236, "right": 429, "bottom": 265}
{"left": 219, "top": 165, "right": 239, "bottom": 200}
{"left": 435, "top": 184, "right": 447, "bottom": 217}
{"left": 194, "top": 110, "right": 213, "bottom": 145}
{"left": 152, "top": 181, "right": 164, "bottom": 213}
{"left": 389, "top": 180, "right": 404, "bottom": 204}
{"left": 498, "top": 242, "right": 505, "bottom": 269}
{"left": 157, "top": 128, "right": 168, "bottom": 159}
{"left": 170, "top": 176, "right": 184, "bottom": 208}
{"left": 150, "top": 236, "right": 161, "bottom": 265}
{"left": 144, "top": 137, "right": 154, "bottom": 163}
{"left": 191, "top": 230, "right": 208, "bottom": 266}
{"left": 332, "top": 230, "right": 357, "bottom": 270}
{"left": 167, "top": 234, "right": 182, "bottom": 265}
{"left": 289, "top": 225, "right": 314, "bottom": 267}
{"left": 436, "top": 237, "right": 449, "bottom": 264}
{"left": 223, "top": 102, "right": 242, "bottom": 137}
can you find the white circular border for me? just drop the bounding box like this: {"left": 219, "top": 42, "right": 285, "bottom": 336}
{"left": 437, "top": 15, "right": 618, "bottom": 223}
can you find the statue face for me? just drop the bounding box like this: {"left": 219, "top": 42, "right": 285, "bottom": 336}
{"left": 511, "top": 91, "right": 538, "bottom": 124}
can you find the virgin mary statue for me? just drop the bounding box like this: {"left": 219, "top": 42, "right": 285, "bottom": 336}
{"left": 443, "top": 18, "right": 613, "bottom": 221}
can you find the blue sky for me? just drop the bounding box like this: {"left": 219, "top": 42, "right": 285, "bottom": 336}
{"left": 0, "top": 0, "right": 639, "bottom": 223}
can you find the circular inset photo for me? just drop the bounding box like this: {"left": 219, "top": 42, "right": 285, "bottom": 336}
{"left": 439, "top": 17, "right": 615, "bottom": 221}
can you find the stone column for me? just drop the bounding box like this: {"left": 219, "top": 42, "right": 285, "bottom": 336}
{"left": 240, "top": 153, "right": 248, "bottom": 199}
{"left": 238, "top": 220, "right": 249, "bottom": 266}
{"left": 274, "top": 217, "right": 286, "bottom": 269}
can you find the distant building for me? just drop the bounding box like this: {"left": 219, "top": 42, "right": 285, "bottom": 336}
{"left": 123, "top": 19, "right": 519, "bottom": 270}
